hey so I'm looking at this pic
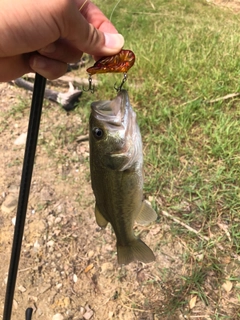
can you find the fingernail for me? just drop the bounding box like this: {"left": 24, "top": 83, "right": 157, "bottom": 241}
{"left": 39, "top": 43, "right": 56, "bottom": 54}
{"left": 104, "top": 33, "right": 124, "bottom": 49}
{"left": 32, "top": 56, "right": 47, "bottom": 69}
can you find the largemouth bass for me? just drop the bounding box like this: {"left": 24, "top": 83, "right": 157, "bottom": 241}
{"left": 89, "top": 90, "right": 157, "bottom": 265}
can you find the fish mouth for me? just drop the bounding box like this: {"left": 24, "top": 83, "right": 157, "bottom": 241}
{"left": 91, "top": 90, "right": 130, "bottom": 127}
{"left": 90, "top": 90, "right": 141, "bottom": 171}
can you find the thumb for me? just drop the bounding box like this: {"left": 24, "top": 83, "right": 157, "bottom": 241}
{"left": 71, "top": 0, "right": 124, "bottom": 56}
{"left": 75, "top": 22, "right": 124, "bottom": 56}
{"left": 62, "top": 5, "right": 124, "bottom": 57}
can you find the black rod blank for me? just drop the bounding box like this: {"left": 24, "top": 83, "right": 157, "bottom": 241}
{"left": 3, "top": 74, "right": 46, "bottom": 320}
{"left": 25, "top": 308, "right": 33, "bottom": 320}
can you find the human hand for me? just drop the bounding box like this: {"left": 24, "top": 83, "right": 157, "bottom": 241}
{"left": 0, "top": 0, "right": 124, "bottom": 81}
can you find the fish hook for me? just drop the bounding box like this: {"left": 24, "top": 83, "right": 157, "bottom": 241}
{"left": 83, "top": 74, "right": 94, "bottom": 93}
{"left": 114, "top": 73, "right": 128, "bottom": 92}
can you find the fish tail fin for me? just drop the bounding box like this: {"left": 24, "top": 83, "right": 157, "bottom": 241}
{"left": 117, "top": 239, "right": 155, "bottom": 265}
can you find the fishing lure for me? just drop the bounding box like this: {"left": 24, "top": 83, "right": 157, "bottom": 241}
{"left": 85, "top": 49, "right": 135, "bottom": 93}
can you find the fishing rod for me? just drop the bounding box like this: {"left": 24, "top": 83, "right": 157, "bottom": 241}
{"left": 3, "top": 74, "right": 46, "bottom": 320}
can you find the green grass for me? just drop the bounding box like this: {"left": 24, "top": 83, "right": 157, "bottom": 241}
{"left": 88, "top": 0, "right": 240, "bottom": 317}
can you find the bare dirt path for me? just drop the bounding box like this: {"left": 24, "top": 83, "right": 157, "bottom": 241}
{"left": 0, "top": 80, "right": 168, "bottom": 320}
{"left": 208, "top": 0, "right": 240, "bottom": 12}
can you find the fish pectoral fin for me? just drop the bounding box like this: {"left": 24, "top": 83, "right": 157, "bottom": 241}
{"left": 95, "top": 204, "right": 108, "bottom": 228}
{"left": 117, "top": 238, "right": 155, "bottom": 265}
{"left": 136, "top": 200, "right": 157, "bottom": 225}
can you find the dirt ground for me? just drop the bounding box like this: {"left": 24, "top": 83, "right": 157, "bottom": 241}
{"left": 0, "top": 75, "right": 178, "bottom": 320}
{"left": 208, "top": 0, "right": 240, "bottom": 11}
{"left": 1, "top": 3, "right": 240, "bottom": 320}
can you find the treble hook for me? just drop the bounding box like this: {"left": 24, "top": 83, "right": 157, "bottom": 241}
{"left": 114, "top": 73, "right": 128, "bottom": 92}
{"left": 83, "top": 74, "right": 94, "bottom": 93}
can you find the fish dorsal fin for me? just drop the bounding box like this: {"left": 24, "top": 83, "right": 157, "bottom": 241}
{"left": 95, "top": 204, "right": 108, "bottom": 228}
{"left": 136, "top": 200, "right": 157, "bottom": 225}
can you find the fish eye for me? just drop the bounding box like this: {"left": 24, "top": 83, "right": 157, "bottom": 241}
{"left": 93, "top": 127, "right": 104, "bottom": 139}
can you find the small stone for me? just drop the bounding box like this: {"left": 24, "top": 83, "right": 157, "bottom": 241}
{"left": 148, "top": 196, "right": 153, "bottom": 202}
{"left": 222, "top": 280, "right": 233, "bottom": 293}
{"left": 1, "top": 194, "right": 18, "bottom": 213}
{"left": 52, "top": 314, "right": 64, "bottom": 320}
{"left": 196, "top": 253, "right": 204, "bottom": 261}
{"left": 14, "top": 132, "right": 27, "bottom": 145}
{"left": 13, "top": 299, "right": 18, "bottom": 309}
{"left": 54, "top": 229, "right": 61, "bottom": 236}
{"left": 101, "top": 262, "right": 114, "bottom": 273}
{"left": 79, "top": 307, "right": 85, "bottom": 316}
{"left": 73, "top": 274, "right": 78, "bottom": 283}
{"left": 12, "top": 217, "right": 16, "bottom": 226}
{"left": 8, "top": 185, "right": 19, "bottom": 194}
{"left": 64, "top": 297, "right": 70, "bottom": 307}
{"left": 105, "top": 245, "right": 114, "bottom": 252}
{"left": 18, "top": 285, "right": 26, "bottom": 293}
{"left": 84, "top": 264, "right": 94, "bottom": 273}
{"left": 83, "top": 305, "right": 94, "bottom": 320}
{"left": 54, "top": 217, "right": 62, "bottom": 224}
{"left": 56, "top": 283, "right": 62, "bottom": 289}
{"left": 47, "top": 215, "right": 55, "bottom": 226}
{"left": 33, "top": 240, "right": 40, "bottom": 250}
{"left": 41, "top": 187, "right": 52, "bottom": 201}
{"left": 88, "top": 250, "right": 94, "bottom": 258}
{"left": 28, "top": 295, "right": 38, "bottom": 302}
{"left": 47, "top": 240, "right": 54, "bottom": 247}
{"left": 36, "top": 308, "right": 43, "bottom": 317}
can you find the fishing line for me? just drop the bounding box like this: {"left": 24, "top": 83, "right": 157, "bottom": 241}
{"left": 3, "top": 74, "right": 46, "bottom": 320}
{"left": 109, "top": 0, "right": 122, "bottom": 22}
